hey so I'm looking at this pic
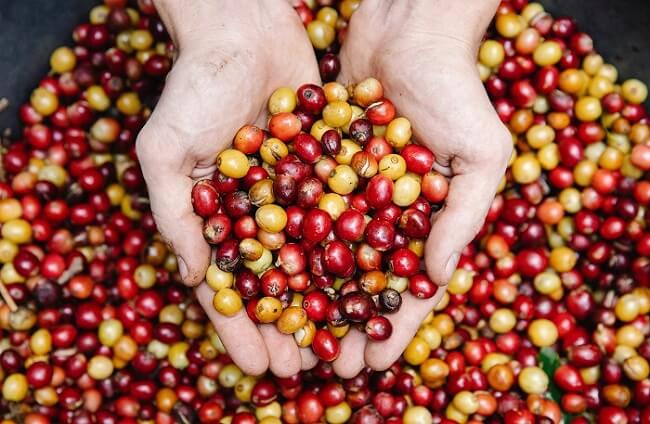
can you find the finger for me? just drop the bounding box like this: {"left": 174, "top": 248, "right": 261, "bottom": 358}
{"left": 336, "top": 0, "right": 388, "bottom": 85}
{"left": 136, "top": 124, "right": 211, "bottom": 287}
{"left": 332, "top": 327, "right": 367, "bottom": 378}
{"left": 195, "top": 283, "right": 269, "bottom": 376}
{"left": 258, "top": 324, "right": 302, "bottom": 378}
{"left": 365, "top": 288, "right": 446, "bottom": 371}
{"left": 424, "top": 160, "right": 507, "bottom": 286}
{"left": 299, "top": 347, "right": 319, "bottom": 371}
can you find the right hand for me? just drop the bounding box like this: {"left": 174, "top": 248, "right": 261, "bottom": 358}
{"left": 137, "top": 0, "right": 321, "bottom": 377}
{"left": 331, "top": 0, "right": 512, "bottom": 377}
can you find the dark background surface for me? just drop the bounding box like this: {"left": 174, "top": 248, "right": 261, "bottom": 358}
{"left": 1, "top": 0, "right": 649, "bottom": 133}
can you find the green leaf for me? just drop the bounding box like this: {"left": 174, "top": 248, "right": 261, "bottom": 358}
{"left": 538, "top": 347, "right": 573, "bottom": 423}
{"left": 538, "top": 346, "right": 561, "bottom": 375}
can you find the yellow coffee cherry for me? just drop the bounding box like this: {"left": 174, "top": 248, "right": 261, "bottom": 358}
{"left": 318, "top": 193, "right": 347, "bottom": 220}
{"left": 404, "top": 406, "right": 433, "bottom": 424}
{"left": 616, "top": 325, "right": 644, "bottom": 348}
{"left": 528, "top": 319, "right": 558, "bottom": 347}
{"left": 255, "top": 205, "right": 287, "bottom": 233}
{"left": 85, "top": 85, "right": 111, "bottom": 111}
{"left": 575, "top": 96, "right": 602, "bottom": 121}
{"left": 268, "top": 87, "right": 296, "bottom": 114}
{"left": 325, "top": 402, "right": 352, "bottom": 424}
{"left": 310, "top": 119, "right": 335, "bottom": 141}
{"left": 489, "top": 308, "right": 516, "bottom": 334}
{"left": 168, "top": 342, "right": 190, "bottom": 369}
{"left": 496, "top": 13, "right": 524, "bottom": 38}
{"left": 98, "top": 319, "right": 124, "bottom": 347}
{"left": 323, "top": 101, "right": 353, "bottom": 128}
{"left": 518, "top": 366, "right": 549, "bottom": 394}
{"left": 218, "top": 363, "right": 243, "bottom": 388}
{"left": 534, "top": 272, "right": 561, "bottom": 295}
{"left": 88, "top": 355, "right": 114, "bottom": 380}
{"left": 404, "top": 336, "right": 431, "bottom": 365}
{"left": 255, "top": 297, "right": 283, "bottom": 323}
{"left": 624, "top": 356, "right": 650, "bottom": 381}
{"left": 392, "top": 174, "right": 421, "bottom": 207}
{"left": 307, "top": 20, "right": 335, "bottom": 49}
{"left": 218, "top": 149, "right": 250, "bottom": 179}
{"left": 206, "top": 264, "right": 234, "bottom": 291}
{"left": 583, "top": 53, "right": 604, "bottom": 76}
{"left": 212, "top": 288, "right": 243, "bottom": 317}
{"left": 526, "top": 124, "right": 555, "bottom": 149}
{"left": 335, "top": 139, "right": 362, "bottom": 165}
{"left": 621, "top": 79, "right": 648, "bottom": 104}
{"left": 448, "top": 269, "right": 473, "bottom": 295}
{"left": 385, "top": 117, "right": 412, "bottom": 148}
{"left": 549, "top": 246, "right": 577, "bottom": 272}
{"left": 521, "top": 3, "right": 544, "bottom": 22}
{"left": 116, "top": 92, "right": 142, "bottom": 115}
{"left": 30, "top": 88, "right": 58, "bottom": 116}
{"left": 533, "top": 41, "right": 563, "bottom": 66}
{"left": 512, "top": 153, "right": 541, "bottom": 184}
{"left": 1, "top": 219, "right": 32, "bottom": 244}
{"left": 615, "top": 294, "right": 640, "bottom": 322}
{"left": 479, "top": 40, "right": 505, "bottom": 67}
{"left": 0, "top": 199, "right": 23, "bottom": 223}
{"left": 323, "top": 82, "right": 349, "bottom": 102}
{"left": 129, "top": 29, "right": 153, "bottom": 50}
{"left": 537, "top": 143, "right": 560, "bottom": 170}
{"left": 50, "top": 46, "right": 77, "bottom": 73}
{"left": 256, "top": 401, "right": 282, "bottom": 420}
{"left": 316, "top": 7, "right": 338, "bottom": 27}
{"left": 328, "top": 165, "right": 358, "bottom": 195}
{"left": 379, "top": 154, "right": 407, "bottom": 180}
{"left": 29, "top": 329, "right": 52, "bottom": 355}
{"left": 2, "top": 374, "right": 28, "bottom": 402}
{"left": 452, "top": 391, "right": 479, "bottom": 415}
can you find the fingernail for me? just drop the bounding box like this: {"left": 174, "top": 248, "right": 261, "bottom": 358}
{"left": 445, "top": 252, "right": 460, "bottom": 282}
{"left": 177, "top": 256, "right": 188, "bottom": 281}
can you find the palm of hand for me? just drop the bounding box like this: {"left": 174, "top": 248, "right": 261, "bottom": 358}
{"left": 329, "top": 2, "right": 512, "bottom": 376}
{"left": 137, "top": 4, "right": 321, "bottom": 376}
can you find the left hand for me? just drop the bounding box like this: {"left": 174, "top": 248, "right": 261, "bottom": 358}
{"left": 137, "top": 0, "right": 322, "bottom": 377}
{"left": 332, "top": 0, "right": 512, "bottom": 377}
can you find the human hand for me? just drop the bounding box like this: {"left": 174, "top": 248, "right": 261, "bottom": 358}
{"left": 332, "top": 0, "right": 512, "bottom": 376}
{"left": 136, "top": 0, "right": 320, "bottom": 377}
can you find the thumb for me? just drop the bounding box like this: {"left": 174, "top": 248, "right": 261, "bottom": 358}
{"left": 425, "top": 163, "right": 505, "bottom": 286}
{"left": 136, "top": 124, "right": 211, "bottom": 287}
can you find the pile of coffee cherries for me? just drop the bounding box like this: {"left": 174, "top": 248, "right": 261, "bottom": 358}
{"left": 0, "top": 0, "right": 648, "bottom": 423}
{"left": 193, "top": 79, "right": 446, "bottom": 361}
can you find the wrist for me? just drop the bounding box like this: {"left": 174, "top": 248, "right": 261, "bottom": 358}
{"left": 153, "top": 0, "right": 286, "bottom": 54}
{"left": 407, "top": 0, "right": 501, "bottom": 49}
{"left": 155, "top": 0, "right": 245, "bottom": 49}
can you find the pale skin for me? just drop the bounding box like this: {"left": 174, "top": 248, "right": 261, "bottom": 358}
{"left": 137, "top": 0, "right": 512, "bottom": 377}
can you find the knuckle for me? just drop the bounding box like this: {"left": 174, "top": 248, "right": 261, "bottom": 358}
{"left": 493, "top": 123, "right": 514, "bottom": 164}
{"left": 180, "top": 276, "right": 201, "bottom": 288}
{"left": 134, "top": 125, "right": 159, "bottom": 164}
{"left": 473, "top": 122, "right": 512, "bottom": 172}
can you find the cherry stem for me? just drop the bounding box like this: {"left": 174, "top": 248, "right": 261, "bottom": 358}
{"left": 0, "top": 280, "right": 18, "bottom": 312}
{"left": 57, "top": 256, "right": 84, "bottom": 285}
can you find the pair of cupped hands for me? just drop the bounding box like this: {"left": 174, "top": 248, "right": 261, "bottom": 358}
{"left": 136, "top": 0, "right": 511, "bottom": 378}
